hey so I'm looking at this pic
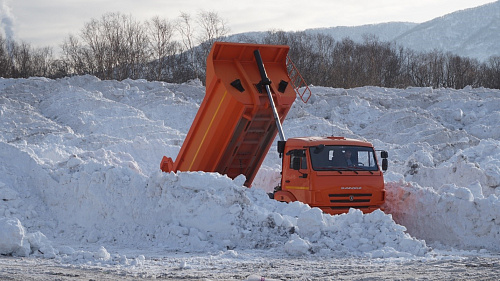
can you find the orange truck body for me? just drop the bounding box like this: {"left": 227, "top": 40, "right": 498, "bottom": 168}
{"left": 160, "top": 42, "right": 296, "bottom": 187}
{"left": 161, "top": 42, "right": 387, "bottom": 215}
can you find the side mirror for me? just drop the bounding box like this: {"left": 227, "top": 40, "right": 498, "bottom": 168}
{"left": 277, "top": 141, "right": 286, "bottom": 154}
{"left": 381, "top": 151, "right": 388, "bottom": 159}
{"left": 382, "top": 158, "right": 388, "bottom": 171}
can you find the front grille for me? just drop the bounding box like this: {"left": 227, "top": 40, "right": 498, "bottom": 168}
{"left": 328, "top": 206, "right": 370, "bottom": 210}
{"left": 328, "top": 193, "right": 372, "bottom": 203}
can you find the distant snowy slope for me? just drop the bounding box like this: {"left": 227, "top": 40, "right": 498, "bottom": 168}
{"left": 305, "top": 22, "right": 417, "bottom": 42}
{"left": 300, "top": 1, "right": 500, "bottom": 61}
{"left": 394, "top": 1, "right": 500, "bottom": 60}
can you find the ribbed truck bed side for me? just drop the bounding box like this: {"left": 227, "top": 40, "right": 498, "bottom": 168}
{"left": 160, "top": 42, "right": 296, "bottom": 187}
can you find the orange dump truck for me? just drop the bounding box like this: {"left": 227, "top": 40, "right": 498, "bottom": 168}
{"left": 160, "top": 42, "right": 388, "bottom": 215}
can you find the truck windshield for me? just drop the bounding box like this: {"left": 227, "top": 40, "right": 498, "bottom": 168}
{"left": 309, "top": 145, "right": 379, "bottom": 171}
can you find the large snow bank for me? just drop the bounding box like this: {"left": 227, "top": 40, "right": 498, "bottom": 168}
{"left": 0, "top": 76, "right": 499, "bottom": 262}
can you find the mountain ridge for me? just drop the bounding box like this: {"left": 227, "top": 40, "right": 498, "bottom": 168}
{"left": 391, "top": 0, "right": 500, "bottom": 60}
{"left": 230, "top": 1, "right": 500, "bottom": 61}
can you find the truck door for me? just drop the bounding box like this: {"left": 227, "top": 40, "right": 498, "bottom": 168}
{"left": 282, "top": 149, "right": 310, "bottom": 199}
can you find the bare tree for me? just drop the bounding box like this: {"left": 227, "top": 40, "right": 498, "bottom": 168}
{"left": 176, "top": 12, "right": 197, "bottom": 79}
{"left": 79, "top": 17, "right": 106, "bottom": 78}
{"left": 330, "top": 38, "right": 358, "bottom": 88}
{"left": 31, "top": 46, "right": 54, "bottom": 77}
{"left": 146, "top": 16, "right": 179, "bottom": 81}
{"left": 262, "top": 29, "right": 290, "bottom": 45}
{"left": 175, "top": 11, "right": 229, "bottom": 82}
{"left": 0, "top": 35, "right": 13, "bottom": 76}
{"left": 196, "top": 10, "right": 229, "bottom": 64}
{"left": 62, "top": 35, "right": 87, "bottom": 75}
{"left": 120, "top": 14, "right": 150, "bottom": 80}
{"left": 64, "top": 12, "right": 151, "bottom": 80}
{"left": 483, "top": 56, "right": 500, "bottom": 89}
{"left": 10, "top": 41, "right": 32, "bottom": 77}
{"left": 198, "top": 11, "right": 228, "bottom": 44}
{"left": 445, "top": 54, "right": 480, "bottom": 88}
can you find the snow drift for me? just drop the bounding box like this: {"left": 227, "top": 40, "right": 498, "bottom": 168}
{"left": 0, "top": 76, "right": 499, "bottom": 263}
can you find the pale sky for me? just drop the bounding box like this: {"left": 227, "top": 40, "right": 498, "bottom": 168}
{"left": 0, "top": 0, "right": 496, "bottom": 50}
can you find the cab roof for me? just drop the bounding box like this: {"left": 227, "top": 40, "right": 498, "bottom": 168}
{"left": 287, "top": 136, "right": 374, "bottom": 147}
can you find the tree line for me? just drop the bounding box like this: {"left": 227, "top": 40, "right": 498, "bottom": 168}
{"left": 0, "top": 11, "right": 228, "bottom": 82}
{"left": 1, "top": 12, "right": 499, "bottom": 90}
{"left": 259, "top": 31, "right": 500, "bottom": 89}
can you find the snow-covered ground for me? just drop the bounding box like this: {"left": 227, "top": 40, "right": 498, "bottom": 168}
{"left": 0, "top": 76, "right": 499, "bottom": 279}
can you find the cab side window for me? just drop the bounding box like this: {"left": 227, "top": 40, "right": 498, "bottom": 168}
{"left": 289, "top": 149, "right": 307, "bottom": 169}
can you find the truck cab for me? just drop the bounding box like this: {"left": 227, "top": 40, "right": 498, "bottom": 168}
{"left": 275, "top": 136, "right": 388, "bottom": 215}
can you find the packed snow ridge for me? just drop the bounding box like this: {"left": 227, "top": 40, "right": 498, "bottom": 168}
{"left": 0, "top": 76, "right": 499, "bottom": 264}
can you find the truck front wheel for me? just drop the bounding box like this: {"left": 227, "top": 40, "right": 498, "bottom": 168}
{"left": 273, "top": 190, "right": 297, "bottom": 203}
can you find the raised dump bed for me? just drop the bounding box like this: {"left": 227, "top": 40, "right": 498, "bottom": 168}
{"left": 160, "top": 42, "right": 297, "bottom": 186}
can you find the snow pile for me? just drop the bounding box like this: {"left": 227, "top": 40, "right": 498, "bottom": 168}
{"left": 0, "top": 218, "right": 28, "bottom": 256}
{"left": 0, "top": 217, "right": 56, "bottom": 258}
{"left": 0, "top": 168, "right": 428, "bottom": 259}
{"left": 145, "top": 172, "right": 428, "bottom": 257}
{"left": 0, "top": 76, "right": 499, "bottom": 263}
{"left": 385, "top": 181, "right": 500, "bottom": 251}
